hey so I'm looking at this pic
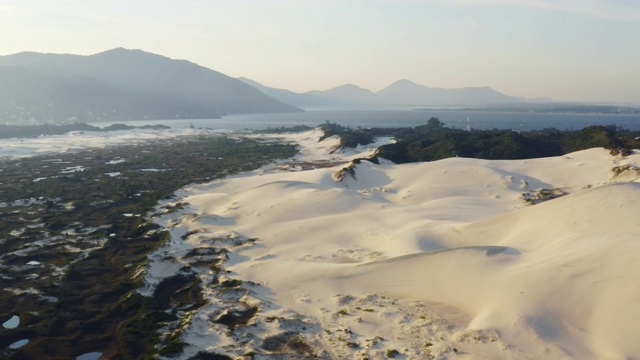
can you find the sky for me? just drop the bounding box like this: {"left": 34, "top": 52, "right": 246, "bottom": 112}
{"left": 1, "top": 0, "right": 639, "bottom": 103}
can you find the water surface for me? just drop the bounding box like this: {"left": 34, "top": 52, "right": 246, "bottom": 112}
{"left": 92, "top": 109, "right": 640, "bottom": 131}
{"left": 2, "top": 315, "right": 19, "bottom": 329}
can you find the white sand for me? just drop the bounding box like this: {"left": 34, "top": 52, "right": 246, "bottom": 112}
{"left": 146, "top": 129, "right": 640, "bottom": 358}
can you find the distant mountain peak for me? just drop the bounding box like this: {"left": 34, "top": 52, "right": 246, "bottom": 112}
{"left": 97, "top": 47, "right": 149, "bottom": 54}
{"left": 374, "top": 79, "right": 517, "bottom": 106}
{"left": 326, "top": 83, "right": 372, "bottom": 92}
{"left": 240, "top": 77, "right": 522, "bottom": 108}
{"left": 391, "top": 79, "right": 419, "bottom": 85}
{"left": 315, "top": 83, "right": 377, "bottom": 105}
{"left": 100, "top": 47, "right": 128, "bottom": 52}
{"left": 92, "top": 47, "right": 169, "bottom": 60}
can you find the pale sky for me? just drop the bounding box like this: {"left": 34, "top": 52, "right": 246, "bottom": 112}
{"left": 1, "top": 0, "right": 639, "bottom": 103}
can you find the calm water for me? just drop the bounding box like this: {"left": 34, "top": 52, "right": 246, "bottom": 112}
{"left": 93, "top": 109, "right": 640, "bottom": 131}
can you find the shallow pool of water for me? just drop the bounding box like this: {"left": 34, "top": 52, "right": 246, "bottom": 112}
{"left": 76, "top": 351, "right": 103, "bottom": 360}
{"left": 9, "top": 339, "right": 29, "bottom": 349}
{"left": 2, "top": 315, "right": 19, "bottom": 329}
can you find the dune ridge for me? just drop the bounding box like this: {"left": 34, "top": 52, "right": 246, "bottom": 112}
{"left": 146, "top": 129, "right": 640, "bottom": 359}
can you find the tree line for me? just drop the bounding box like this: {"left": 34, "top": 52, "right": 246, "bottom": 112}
{"left": 318, "top": 118, "right": 640, "bottom": 163}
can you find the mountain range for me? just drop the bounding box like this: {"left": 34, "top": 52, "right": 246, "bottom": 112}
{"left": 0, "top": 47, "right": 551, "bottom": 124}
{"left": 0, "top": 48, "right": 300, "bottom": 123}
{"left": 239, "top": 77, "right": 537, "bottom": 108}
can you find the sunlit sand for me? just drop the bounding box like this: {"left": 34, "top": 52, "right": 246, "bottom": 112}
{"left": 142, "top": 129, "right": 640, "bottom": 359}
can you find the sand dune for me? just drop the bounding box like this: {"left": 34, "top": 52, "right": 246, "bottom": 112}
{"left": 147, "top": 130, "right": 640, "bottom": 359}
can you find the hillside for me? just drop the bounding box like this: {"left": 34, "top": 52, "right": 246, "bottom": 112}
{"left": 0, "top": 48, "right": 301, "bottom": 124}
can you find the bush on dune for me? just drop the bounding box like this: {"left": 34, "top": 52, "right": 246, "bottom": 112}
{"left": 318, "top": 121, "right": 374, "bottom": 148}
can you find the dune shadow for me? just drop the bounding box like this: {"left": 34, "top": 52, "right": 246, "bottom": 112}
{"left": 417, "top": 237, "right": 444, "bottom": 252}
{"left": 357, "top": 245, "right": 521, "bottom": 268}
{"left": 194, "top": 214, "right": 236, "bottom": 226}
{"left": 492, "top": 167, "right": 555, "bottom": 190}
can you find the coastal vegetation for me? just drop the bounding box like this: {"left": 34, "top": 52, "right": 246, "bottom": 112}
{"left": 319, "top": 121, "right": 374, "bottom": 148}
{"left": 369, "top": 118, "right": 640, "bottom": 163}
{"left": 0, "top": 135, "right": 297, "bottom": 359}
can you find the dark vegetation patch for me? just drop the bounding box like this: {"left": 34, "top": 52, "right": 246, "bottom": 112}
{"left": 372, "top": 118, "right": 640, "bottom": 163}
{"left": 212, "top": 306, "right": 259, "bottom": 330}
{"left": 319, "top": 121, "right": 375, "bottom": 148}
{"left": 334, "top": 163, "right": 357, "bottom": 182}
{"left": 611, "top": 164, "right": 640, "bottom": 178}
{"left": 187, "top": 352, "right": 234, "bottom": 360}
{"left": 315, "top": 118, "right": 640, "bottom": 162}
{"left": 181, "top": 229, "right": 203, "bottom": 240}
{"left": 0, "top": 134, "right": 297, "bottom": 359}
{"left": 183, "top": 247, "right": 227, "bottom": 258}
{"left": 219, "top": 279, "right": 243, "bottom": 288}
{"left": 262, "top": 331, "right": 313, "bottom": 354}
{"left": 385, "top": 349, "right": 401, "bottom": 358}
{"left": 522, "top": 188, "right": 567, "bottom": 205}
{"left": 152, "top": 272, "right": 205, "bottom": 310}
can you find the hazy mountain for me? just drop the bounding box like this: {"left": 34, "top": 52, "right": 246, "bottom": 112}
{"left": 0, "top": 65, "right": 231, "bottom": 123}
{"left": 241, "top": 78, "right": 526, "bottom": 109}
{"left": 376, "top": 79, "right": 517, "bottom": 106}
{"left": 306, "top": 84, "right": 378, "bottom": 106}
{"left": 238, "top": 77, "right": 342, "bottom": 108}
{"left": 0, "top": 48, "right": 300, "bottom": 124}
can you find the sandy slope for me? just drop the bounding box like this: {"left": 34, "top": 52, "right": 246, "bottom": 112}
{"left": 148, "top": 129, "right": 640, "bottom": 359}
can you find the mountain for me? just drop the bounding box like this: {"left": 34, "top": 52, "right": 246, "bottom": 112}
{"left": 0, "top": 65, "right": 231, "bottom": 123}
{"left": 376, "top": 79, "right": 517, "bottom": 106}
{"left": 239, "top": 78, "right": 374, "bottom": 108}
{"left": 241, "top": 78, "right": 523, "bottom": 109}
{"left": 306, "top": 84, "right": 377, "bottom": 106}
{"left": 0, "top": 48, "right": 301, "bottom": 124}
{"left": 238, "top": 77, "right": 340, "bottom": 108}
{"left": 240, "top": 79, "right": 383, "bottom": 108}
